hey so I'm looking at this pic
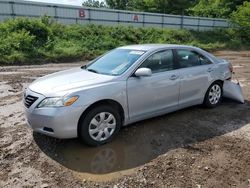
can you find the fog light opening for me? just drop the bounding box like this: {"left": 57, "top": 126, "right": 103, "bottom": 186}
{"left": 43, "top": 127, "right": 54, "bottom": 133}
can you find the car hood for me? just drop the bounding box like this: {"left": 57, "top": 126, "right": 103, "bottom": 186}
{"left": 29, "top": 67, "right": 115, "bottom": 96}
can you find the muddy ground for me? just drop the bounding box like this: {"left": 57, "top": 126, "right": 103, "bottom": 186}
{"left": 0, "top": 51, "right": 250, "bottom": 188}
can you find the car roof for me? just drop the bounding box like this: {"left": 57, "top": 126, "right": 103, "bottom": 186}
{"left": 118, "top": 44, "right": 199, "bottom": 51}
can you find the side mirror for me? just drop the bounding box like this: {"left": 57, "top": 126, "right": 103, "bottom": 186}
{"left": 134, "top": 68, "right": 152, "bottom": 77}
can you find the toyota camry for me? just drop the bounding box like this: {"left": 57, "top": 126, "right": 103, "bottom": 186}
{"left": 24, "top": 44, "right": 232, "bottom": 146}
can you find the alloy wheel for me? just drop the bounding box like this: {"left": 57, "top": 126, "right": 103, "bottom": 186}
{"left": 88, "top": 112, "right": 116, "bottom": 141}
{"left": 208, "top": 84, "right": 221, "bottom": 105}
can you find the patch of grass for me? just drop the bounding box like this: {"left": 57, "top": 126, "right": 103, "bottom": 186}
{"left": 0, "top": 17, "right": 248, "bottom": 65}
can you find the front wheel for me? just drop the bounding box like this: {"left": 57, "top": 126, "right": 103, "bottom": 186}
{"left": 204, "top": 82, "right": 223, "bottom": 108}
{"left": 79, "top": 105, "right": 121, "bottom": 146}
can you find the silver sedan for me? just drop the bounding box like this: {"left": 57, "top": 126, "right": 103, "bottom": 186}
{"left": 24, "top": 44, "right": 232, "bottom": 146}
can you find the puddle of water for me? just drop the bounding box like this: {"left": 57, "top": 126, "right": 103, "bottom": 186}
{"left": 35, "top": 133, "right": 159, "bottom": 175}
{"left": 33, "top": 102, "right": 249, "bottom": 180}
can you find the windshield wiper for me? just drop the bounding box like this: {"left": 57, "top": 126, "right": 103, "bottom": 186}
{"left": 87, "top": 68, "right": 99, "bottom": 74}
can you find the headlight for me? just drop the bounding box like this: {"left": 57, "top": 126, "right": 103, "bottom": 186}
{"left": 37, "top": 96, "right": 78, "bottom": 108}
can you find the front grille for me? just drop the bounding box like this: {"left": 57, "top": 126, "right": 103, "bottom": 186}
{"left": 24, "top": 95, "right": 38, "bottom": 108}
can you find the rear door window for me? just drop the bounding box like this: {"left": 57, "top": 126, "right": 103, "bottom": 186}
{"left": 176, "top": 50, "right": 212, "bottom": 68}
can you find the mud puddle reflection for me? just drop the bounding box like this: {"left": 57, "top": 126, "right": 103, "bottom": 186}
{"left": 34, "top": 102, "right": 249, "bottom": 176}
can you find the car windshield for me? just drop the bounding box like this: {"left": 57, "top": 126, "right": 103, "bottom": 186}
{"left": 85, "top": 49, "right": 145, "bottom": 76}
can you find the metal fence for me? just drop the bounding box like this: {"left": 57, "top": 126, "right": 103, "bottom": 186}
{"left": 0, "top": 0, "right": 230, "bottom": 30}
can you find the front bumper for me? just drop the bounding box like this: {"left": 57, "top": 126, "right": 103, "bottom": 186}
{"left": 24, "top": 89, "right": 86, "bottom": 139}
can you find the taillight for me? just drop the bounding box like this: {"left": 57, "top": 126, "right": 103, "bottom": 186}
{"left": 229, "top": 63, "right": 234, "bottom": 73}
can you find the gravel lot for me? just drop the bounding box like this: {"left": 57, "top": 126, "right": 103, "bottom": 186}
{"left": 0, "top": 51, "right": 250, "bottom": 187}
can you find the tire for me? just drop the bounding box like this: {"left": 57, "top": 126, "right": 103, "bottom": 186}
{"left": 204, "top": 82, "right": 223, "bottom": 108}
{"left": 79, "top": 105, "right": 121, "bottom": 146}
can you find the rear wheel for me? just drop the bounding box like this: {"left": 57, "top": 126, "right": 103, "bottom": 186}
{"left": 79, "top": 105, "right": 121, "bottom": 146}
{"left": 204, "top": 82, "right": 223, "bottom": 108}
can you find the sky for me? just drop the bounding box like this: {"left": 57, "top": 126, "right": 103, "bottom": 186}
{"left": 24, "top": 0, "right": 104, "bottom": 6}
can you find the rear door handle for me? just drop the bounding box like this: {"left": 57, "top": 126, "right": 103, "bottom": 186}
{"left": 169, "top": 75, "right": 179, "bottom": 80}
{"left": 207, "top": 68, "right": 214, "bottom": 72}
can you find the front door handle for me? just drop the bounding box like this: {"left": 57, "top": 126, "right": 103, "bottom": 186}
{"left": 170, "top": 75, "right": 179, "bottom": 80}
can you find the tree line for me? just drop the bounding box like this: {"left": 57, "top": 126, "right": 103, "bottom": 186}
{"left": 82, "top": 0, "right": 249, "bottom": 19}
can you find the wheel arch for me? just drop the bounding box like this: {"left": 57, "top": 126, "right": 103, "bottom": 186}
{"left": 77, "top": 99, "right": 125, "bottom": 137}
{"left": 209, "top": 79, "right": 224, "bottom": 88}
